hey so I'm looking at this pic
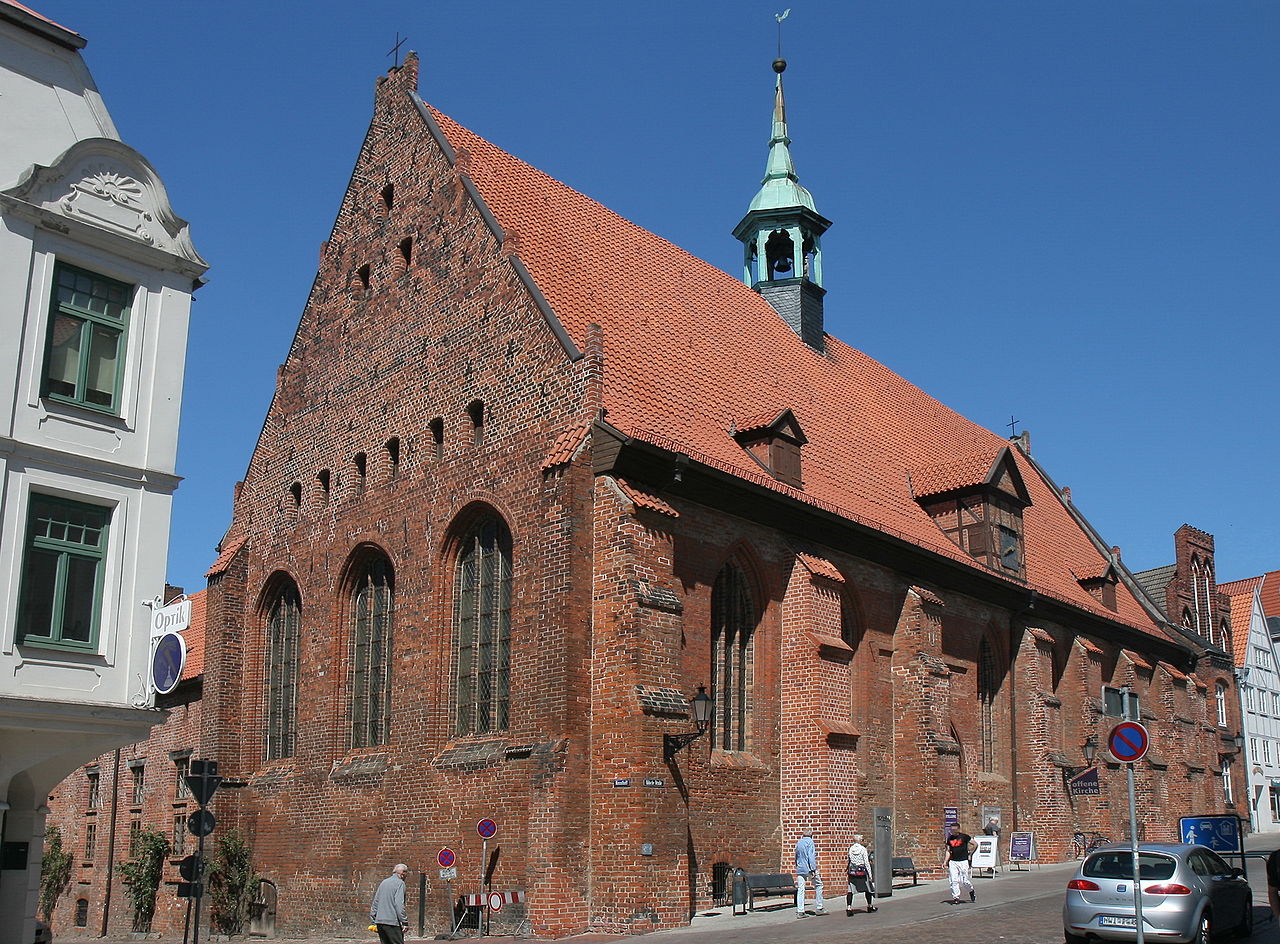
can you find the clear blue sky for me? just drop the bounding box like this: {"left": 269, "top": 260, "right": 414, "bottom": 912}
{"left": 40, "top": 1, "right": 1279, "bottom": 590}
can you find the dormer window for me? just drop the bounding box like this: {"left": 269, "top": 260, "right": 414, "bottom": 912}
{"left": 732, "top": 409, "right": 806, "bottom": 488}
{"left": 1074, "top": 562, "right": 1119, "bottom": 612}
{"left": 912, "top": 446, "right": 1031, "bottom": 579}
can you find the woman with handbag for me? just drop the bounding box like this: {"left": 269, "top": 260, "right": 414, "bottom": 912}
{"left": 845, "top": 834, "right": 877, "bottom": 915}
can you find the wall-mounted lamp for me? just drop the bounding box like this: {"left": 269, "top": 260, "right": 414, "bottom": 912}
{"left": 1063, "top": 735, "right": 1099, "bottom": 784}
{"left": 664, "top": 685, "right": 713, "bottom": 761}
{"left": 1232, "top": 732, "right": 1246, "bottom": 752}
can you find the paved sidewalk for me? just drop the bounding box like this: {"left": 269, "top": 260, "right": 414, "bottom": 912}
{"left": 81, "top": 849, "right": 1280, "bottom": 944}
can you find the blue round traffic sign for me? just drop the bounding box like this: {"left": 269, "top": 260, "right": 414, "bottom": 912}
{"left": 152, "top": 632, "right": 187, "bottom": 695}
{"left": 1107, "top": 721, "right": 1149, "bottom": 763}
{"left": 477, "top": 818, "right": 497, "bottom": 839}
{"left": 437, "top": 848, "right": 455, "bottom": 868}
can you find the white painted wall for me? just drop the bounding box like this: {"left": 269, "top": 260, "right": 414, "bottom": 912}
{"left": 0, "top": 5, "right": 206, "bottom": 940}
{"left": 1236, "top": 582, "right": 1280, "bottom": 832}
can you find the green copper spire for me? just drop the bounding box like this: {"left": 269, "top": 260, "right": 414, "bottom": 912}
{"left": 748, "top": 59, "right": 817, "bottom": 214}
{"left": 732, "top": 55, "right": 832, "bottom": 351}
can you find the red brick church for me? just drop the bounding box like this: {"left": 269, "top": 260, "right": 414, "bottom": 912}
{"left": 51, "top": 55, "right": 1244, "bottom": 938}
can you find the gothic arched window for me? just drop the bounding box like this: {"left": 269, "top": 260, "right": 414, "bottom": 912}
{"left": 1215, "top": 681, "right": 1229, "bottom": 727}
{"left": 711, "top": 563, "right": 756, "bottom": 751}
{"left": 978, "top": 637, "right": 999, "bottom": 772}
{"left": 454, "top": 516, "right": 513, "bottom": 736}
{"left": 350, "top": 555, "right": 393, "bottom": 748}
{"left": 265, "top": 580, "right": 301, "bottom": 760}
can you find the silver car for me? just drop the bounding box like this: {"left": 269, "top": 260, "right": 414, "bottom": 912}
{"left": 1063, "top": 843, "right": 1253, "bottom": 943}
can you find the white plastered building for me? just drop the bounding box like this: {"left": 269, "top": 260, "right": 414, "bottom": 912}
{"left": 0, "top": 2, "right": 206, "bottom": 939}
{"left": 1221, "top": 575, "right": 1280, "bottom": 832}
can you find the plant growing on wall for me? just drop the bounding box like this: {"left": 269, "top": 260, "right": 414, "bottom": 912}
{"left": 117, "top": 826, "right": 170, "bottom": 931}
{"left": 207, "top": 828, "right": 256, "bottom": 934}
{"left": 39, "top": 825, "right": 73, "bottom": 920}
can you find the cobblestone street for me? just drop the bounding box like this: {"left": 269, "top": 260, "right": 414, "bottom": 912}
{"left": 81, "top": 847, "right": 1280, "bottom": 944}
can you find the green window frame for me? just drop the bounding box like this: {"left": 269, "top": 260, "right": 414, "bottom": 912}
{"left": 43, "top": 262, "right": 132, "bottom": 414}
{"left": 17, "top": 494, "right": 110, "bottom": 651}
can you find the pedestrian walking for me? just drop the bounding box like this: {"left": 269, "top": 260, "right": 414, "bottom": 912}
{"left": 794, "top": 829, "right": 826, "bottom": 917}
{"left": 370, "top": 863, "right": 409, "bottom": 944}
{"left": 845, "top": 833, "right": 877, "bottom": 915}
{"left": 943, "top": 825, "right": 976, "bottom": 905}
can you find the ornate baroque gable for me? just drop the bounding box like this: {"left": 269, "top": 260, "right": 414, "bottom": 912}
{"left": 1, "top": 137, "right": 206, "bottom": 274}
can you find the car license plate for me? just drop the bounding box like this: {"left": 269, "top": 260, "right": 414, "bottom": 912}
{"left": 1099, "top": 915, "right": 1138, "bottom": 928}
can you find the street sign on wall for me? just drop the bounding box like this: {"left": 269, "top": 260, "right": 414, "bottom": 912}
{"left": 1107, "top": 721, "right": 1150, "bottom": 763}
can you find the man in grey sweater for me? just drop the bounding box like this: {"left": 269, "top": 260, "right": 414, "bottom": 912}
{"left": 370, "top": 863, "right": 408, "bottom": 944}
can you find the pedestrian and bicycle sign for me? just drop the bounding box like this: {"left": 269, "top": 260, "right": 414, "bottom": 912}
{"left": 1179, "top": 815, "right": 1242, "bottom": 854}
{"left": 1107, "top": 721, "right": 1149, "bottom": 763}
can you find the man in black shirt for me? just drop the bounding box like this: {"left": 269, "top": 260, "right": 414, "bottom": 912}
{"left": 943, "top": 826, "right": 976, "bottom": 905}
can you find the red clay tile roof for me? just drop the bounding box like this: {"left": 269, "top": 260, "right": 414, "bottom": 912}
{"left": 1124, "top": 651, "right": 1154, "bottom": 672}
{"left": 204, "top": 538, "right": 247, "bottom": 578}
{"left": 909, "top": 449, "right": 1000, "bottom": 500}
{"left": 817, "top": 719, "right": 861, "bottom": 738}
{"left": 1261, "top": 571, "right": 1280, "bottom": 620}
{"left": 1218, "top": 576, "right": 1263, "bottom": 667}
{"left": 542, "top": 423, "right": 590, "bottom": 471}
{"left": 422, "top": 101, "right": 1174, "bottom": 646}
{"left": 0, "top": 0, "right": 81, "bottom": 42}
{"left": 909, "top": 586, "right": 945, "bottom": 606}
{"left": 1161, "top": 662, "right": 1188, "bottom": 682}
{"left": 1076, "top": 638, "right": 1104, "bottom": 655}
{"left": 736, "top": 409, "right": 793, "bottom": 435}
{"left": 1026, "top": 627, "right": 1054, "bottom": 645}
{"left": 182, "top": 590, "right": 205, "bottom": 681}
{"left": 795, "top": 552, "right": 843, "bottom": 582}
{"left": 1072, "top": 562, "right": 1114, "bottom": 582}
{"left": 614, "top": 478, "right": 679, "bottom": 518}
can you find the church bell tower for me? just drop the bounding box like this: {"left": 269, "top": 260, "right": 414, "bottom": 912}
{"left": 732, "top": 57, "right": 832, "bottom": 351}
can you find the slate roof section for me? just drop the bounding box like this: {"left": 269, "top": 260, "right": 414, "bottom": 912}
{"left": 416, "top": 100, "right": 1174, "bottom": 645}
{"left": 1133, "top": 564, "right": 1177, "bottom": 616}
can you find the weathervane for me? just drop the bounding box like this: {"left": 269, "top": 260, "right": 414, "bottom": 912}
{"left": 387, "top": 31, "right": 408, "bottom": 68}
{"left": 775, "top": 8, "right": 791, "bottom": 59}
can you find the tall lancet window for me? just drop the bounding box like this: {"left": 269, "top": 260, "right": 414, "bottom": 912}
{"left": 265, "top": 581, "right": 301, "bottom": 760}
{"left": 454, "top": 516, "right": 513, "bottom": 736}
{"left": 711, "top": 563, "right": 756, "bottom": 752}
{"left": 978, "top": 637, "right": 999, "bottom": 772}
{"left": 350, "top": 555, "right": 393, "bottom": 748}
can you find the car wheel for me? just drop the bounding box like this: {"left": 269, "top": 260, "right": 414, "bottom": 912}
{"left": 1194, "top": 911, "right": 1211, "bottom": 944}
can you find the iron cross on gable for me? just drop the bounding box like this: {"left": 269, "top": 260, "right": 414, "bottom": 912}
{"left": 1007, "top": 414, "right": 1020, "bottom": 437}
{"left": 387, "top": 32, "right": 408, "bottom": 68}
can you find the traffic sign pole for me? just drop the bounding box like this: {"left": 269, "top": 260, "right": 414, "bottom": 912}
{"left": 1126, "top": 761, "right": 1145, "bottom": 944}
{"left": 1108, "top": 722, "right": 1150, "bottom": 944}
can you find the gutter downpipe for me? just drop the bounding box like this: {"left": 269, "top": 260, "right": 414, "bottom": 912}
{"left": 99, "top": 748, "right": 121, "bottom": 936}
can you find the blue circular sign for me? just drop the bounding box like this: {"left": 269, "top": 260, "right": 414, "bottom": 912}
{"left": 152, "top": 632, "right": 187, "bottom": 695}
{"left": 438, "top": 848, "right": 455, "bottom": 868}
{"left": 477, "top": 818, "right": 497, "bottom": 839}
{"left": 1107, "top": 721, "right": 1149, "bottom": 763}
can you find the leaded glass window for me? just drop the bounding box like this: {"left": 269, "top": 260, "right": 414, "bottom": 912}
{"left": 265, "top": 583, "right": 301, "bottom": 759}
{"left": 711, "top": 563, "right": 755, "bottom": 752}
{"left": 454, "top": 517, "right": 512, "bottom": 735}
{"left": 350, "top": 557, "right": 393, "bottom": 748}
{"left": 979, "top": 638, "right": 998, "bottom": 772}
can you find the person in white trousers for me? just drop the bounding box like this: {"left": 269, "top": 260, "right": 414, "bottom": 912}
{"left": 943, "top": 826, "right": 976, "bottom": 905}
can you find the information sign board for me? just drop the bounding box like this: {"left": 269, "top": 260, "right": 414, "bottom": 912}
{"left": 439, "top": 866, "right": 457, "bottom": 881}
{"left": 151, "top": 632, "right": 186, "bottom": 695}
{"left": 1008, "top": 831, "right": 1035, "bottom": 862}
{"left": 971, "top": 837, "right": 999, "bottom": 870}
{"left": 1068, "top": 766, "right": 1101, "bottom": 796}
{"left": 1179, "top": 815, "right": 1241, "bottom": 854}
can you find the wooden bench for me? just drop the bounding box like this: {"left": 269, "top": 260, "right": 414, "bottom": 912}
{"left": 891, "top": 856, "right": 920, "bottom": 886}
{"left": 742, "top": 872, "right": 796, "bottom": 912}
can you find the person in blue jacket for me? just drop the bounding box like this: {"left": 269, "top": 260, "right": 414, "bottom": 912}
{"left": 794, "top": 829, "right": 826, "bottom": 917}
